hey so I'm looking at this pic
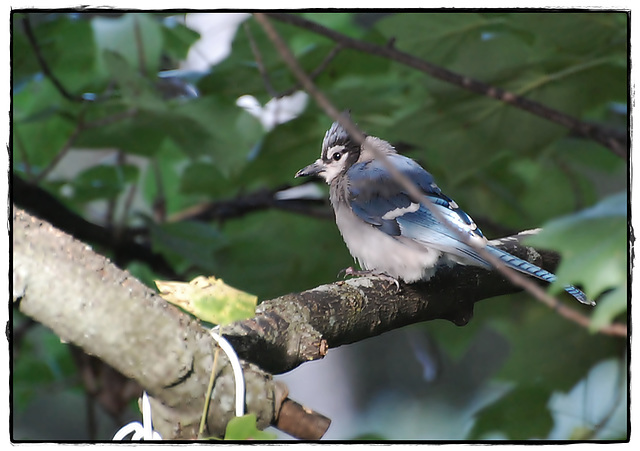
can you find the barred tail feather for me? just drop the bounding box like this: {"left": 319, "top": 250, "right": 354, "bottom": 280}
{"left": 486, "top": 246, "right": 593, "bottom": 306}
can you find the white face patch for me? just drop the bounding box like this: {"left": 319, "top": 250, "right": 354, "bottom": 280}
{"left": 381, "top": 202, "right": 420, "bottom": 220}
{"left": 319, "top": 145, "right": 350, "bottom": 184}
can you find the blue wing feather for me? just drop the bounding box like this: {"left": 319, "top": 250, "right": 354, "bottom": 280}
{"left": 345, "top": 153, "right": 592, "bottom": 305}
{"left": 346, "top": 154, "right": 486, "bottom": 258}
{"left": 485, "top": 246, "right": 591, "bottom": 305}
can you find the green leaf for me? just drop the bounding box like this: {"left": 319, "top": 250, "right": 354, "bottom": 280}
{"left": 374, "top": 13, "right": 626, "bottom": 190}
{"left": 20, "top": 15, "right": 102, "bottom": 91}
{"left": 13, "top": 114, "right": 76, "bottom": 172}
{"left": 13, "top": 77, "right": 66, "bottom": 122}
{"left": 197, "top": 17, "right": 331, "bottom": 100}
{"left": 160, "top": 96, "right": 265, "bottom": 176}
{"left": 69, "top": 163, "right": 139, "bottom": 202}
{"left": 524, "top": 192, "right": 627, "bottom": 317}
{"left": 149, "top": 220, "right": 227, "bottom": 273}
{"left": 376, "top": 13, "right": 530, "bottom": 75}
{"left": 12, "top": 314, "right": 76, "bottom": 411}
{"left": 491, "top": 302, "right": 622, "bottom": 393}
{"left": 196, "top": 19, "right": 284, "bottom": 99}
{"left": 298, "top": 12, "right": 363, "bottom": 39}
{"left": 470, "top": 385, "right": 553, "bottom": 439}
{"left": 92, "top": 13, "right": 164, "bottom": 76}
{"left": 212, "top": 209, "right": 350, "bottom": 300}
{"left": 510, "top": 13, "right": 627, "bottom": 58}
{"left": 161, "top": 17, "right": 201, "bottom": 62}
{"left": 588, "top": 286, "right": 627, "bottom": 333}
{"left": 141, "top": 138, "right": 195, "bottom": 215}
{"left": 224, "top": 414, "right": 276, "bottom": 440}
{"left": 179, "top": 161, "right": 232, "bottom": 197}
{"left": 156, "top": 276, "right": 257, "bottom": 325}
{"left": 12, "top": 16, "right": 41, "bottom": 84}
{"left": 102, "top": 50, "right": 166, "bottom": 111}
{"left": 548, "top": 358, "right": 627, "bottom": 439}
{"left": 232, "top": 113, "right": 323, "bottom": 189}
{"left": 74, "top": 110, "right": 167, "bottom": 156}
{"left": 125, "top": 261, "right": 158, "bottom": 289}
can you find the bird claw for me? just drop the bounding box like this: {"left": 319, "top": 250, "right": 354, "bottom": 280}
{"left": 338, "top": 267, "right": 401, "bottom": 291}
{"left": 337, "top": 266, "right": 356, "bottom": 279}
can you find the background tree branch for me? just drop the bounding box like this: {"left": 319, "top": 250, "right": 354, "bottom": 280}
{"left": 265, "top": 12, "right": 628, "bottom": 159}
{"left": 13, "top": 173, "right": 176, "bottom": 276}
{"left": 13, "top": 174, "right": 331, "bottom": 277}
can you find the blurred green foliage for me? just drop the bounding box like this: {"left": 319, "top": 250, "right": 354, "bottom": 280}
{"left": 12, "top": 12, "right": 627, "bottom": 440}
{"left": 223, "top": 414, "right": 277, "bottom": 440}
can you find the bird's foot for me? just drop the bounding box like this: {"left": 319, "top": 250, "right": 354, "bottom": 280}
{"left": 338, "top": 267, "right": 401, "bottom": 291}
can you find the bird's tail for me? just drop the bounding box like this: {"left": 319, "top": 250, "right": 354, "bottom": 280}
{"left": 485, "top": 245, "right": 593, "bottom": 306}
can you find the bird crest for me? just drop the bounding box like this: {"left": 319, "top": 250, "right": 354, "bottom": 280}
{"left": 322, "top": 120, "right": 352, "bottom": 154}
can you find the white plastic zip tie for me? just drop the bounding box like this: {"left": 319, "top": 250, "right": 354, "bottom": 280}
{"left": 113, "top": 391, "right": 162, "bottom": 440}
{"left": 210, "top": 327, "right": 245, "bottom": 417}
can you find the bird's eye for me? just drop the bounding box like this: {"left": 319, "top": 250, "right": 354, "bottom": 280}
{"left": 332, "top": 152, "right": 342, "bottom": 161}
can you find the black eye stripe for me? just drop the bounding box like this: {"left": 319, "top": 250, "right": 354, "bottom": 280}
{"left": 323, "top": 145, "right": 345, "bottom": 163}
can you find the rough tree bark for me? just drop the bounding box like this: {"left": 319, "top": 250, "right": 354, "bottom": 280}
{"left": 12, "top": 207, "right": 322, "bottom": 439}
{"left": 12, "top": 206, "right": 569, "bottom": 439}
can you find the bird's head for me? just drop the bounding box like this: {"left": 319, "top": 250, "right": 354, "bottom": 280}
{"left": 295, "top": 120, "right": 362, "bottom": 184}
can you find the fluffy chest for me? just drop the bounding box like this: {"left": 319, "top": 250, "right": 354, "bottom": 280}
{"left": 330, "top": 183, "right": 442, "bottom": 282}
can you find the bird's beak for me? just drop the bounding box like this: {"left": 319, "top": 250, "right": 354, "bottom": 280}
{"left": 295, "top": 159, "right": 324, "bottom": 178}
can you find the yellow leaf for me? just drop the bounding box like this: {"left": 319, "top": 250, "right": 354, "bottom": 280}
{"left": 156, "top": 276, "right": 257, "bottom": 325}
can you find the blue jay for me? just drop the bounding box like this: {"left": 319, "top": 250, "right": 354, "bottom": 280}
{"left": 296, "top": 120, "right": 592, "bottom": 305}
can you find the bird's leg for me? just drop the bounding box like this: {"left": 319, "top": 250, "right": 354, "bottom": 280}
{"left": 338, "top": 267, "right": 401, "bottom": 291}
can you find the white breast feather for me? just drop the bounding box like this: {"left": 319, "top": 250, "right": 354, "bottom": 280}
{"left": 333, "top": 202, "right": 442, "bottom": 282}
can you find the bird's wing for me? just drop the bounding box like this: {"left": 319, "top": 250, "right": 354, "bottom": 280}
{"left": 346, "top": 154, "right": 489, "bottom": 265}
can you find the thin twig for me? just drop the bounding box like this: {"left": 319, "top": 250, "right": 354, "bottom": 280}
{"left": 133, "top": 15, "right": 147, "bottom": 78}
{"left": 244, "top": 22, "right": 279, "bottom": 98}
{"left": 265, "top": 12, "right": 627, "bottom": 158}
{"left": 245, "top": 21, "right": 343, "bottom": 99}
{"left": 587, "top": 354, "right": 628, "bottom": 438}
{"left": 22, "top": 15, "right": 85, "bottom": 103}
{"left": 278, "top": 43, "right": 343, "bottom": 98}
{"left": 82, "top": 108, "right": 138, "bottom": 129}
{"left": 105, "top": 152, "right": 125, "bottom": 229}
{"left": 548, "top": 301, "right": 626, "bottom": 337}
{"left": 33, "top": 113, "right": 86, "bottom": 184}
{"left": 253, "top": 13, "right": 626, "bottom": 338}
{"left": 32, "top": 108, "right": 138, "bottom": 184}
{"left": 556, "top": 158, "right": 586, "bottom": 211}
{"left": 110, "top": 151, "right": 140, "bottom": 242}
{"left": 151, "top": 159, "right": 166, "bottom": 223}
{"left": 199, "top": 346, "right": 220, "bottom": 439}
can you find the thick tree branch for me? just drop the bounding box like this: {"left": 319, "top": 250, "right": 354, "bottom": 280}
{"left": 12, "top": 206, "right": 625, "bottom": 438}
{"left": 264, "top": 12, "right": 627, "bottom": 158}
{"left": 221, "top": 231, "right": 628, "bottom": 374}
{"left": 12, "top": 207, "right": 329, "bottom": 440}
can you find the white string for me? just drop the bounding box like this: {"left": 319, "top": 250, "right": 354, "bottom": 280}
{"left": 112, "top": 331, "right": 244, "bottom": 440}
{"left": 210, "top": 327, "right": 245, "bottom": 417}
{"left": 112, "top": 391, "right": 162, "bottom": 440}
